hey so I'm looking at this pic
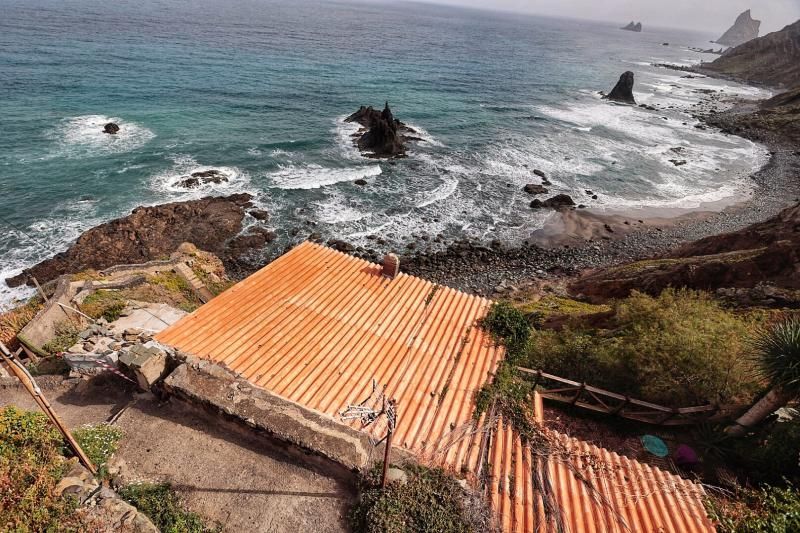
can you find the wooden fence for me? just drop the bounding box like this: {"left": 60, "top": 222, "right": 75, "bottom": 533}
{"left": 517, "top": 367, "right": 744, "bottom": 426}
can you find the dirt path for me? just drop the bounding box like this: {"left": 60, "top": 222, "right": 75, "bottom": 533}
{"left": 0, "top": 375, "right": 353, "bottom": 532}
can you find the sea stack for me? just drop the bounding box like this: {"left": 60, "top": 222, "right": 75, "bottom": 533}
{"left": 621, "top": 21, "right": 642, "bottom": 33}
{"left": 715, "top": 10, "right": 760, "bottom": 47}
{"left": 345, "top": 102, "right": 421, "bottom": 158}
{"left": 605, "top": 72, "right": 636, "bottom": 104}
{"left": 103, "top": 122, "right": 120, "bottom": 134}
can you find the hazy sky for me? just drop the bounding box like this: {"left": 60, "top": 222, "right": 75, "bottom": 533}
{"left": 421, "top": 0, "right": 800, "bottom": 34}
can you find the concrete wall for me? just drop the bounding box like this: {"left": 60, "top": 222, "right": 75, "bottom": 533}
{"left": 18, "top": 277, "right": 84, "bottom": 354}
{"left": 163, "top": 359, "right": 413, "bottom": 481}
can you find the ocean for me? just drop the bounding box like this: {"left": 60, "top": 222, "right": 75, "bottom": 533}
{"left": 0, "top": 0, "right": 771, "bottom": 307}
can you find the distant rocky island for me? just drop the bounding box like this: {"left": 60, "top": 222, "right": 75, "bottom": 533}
{"left": 621, "top": 21, "right": 642, "bottom": 33}
{"left": 345, "top": 103, "right": 422, "bottom": 158}
{"left": 714, "top": 9, "right": 760, "bottom": 47}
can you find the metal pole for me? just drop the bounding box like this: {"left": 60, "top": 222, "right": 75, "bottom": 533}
{"left": 0, "top": 342, "right": 96, "bottom": 474}
{"left": 381, "top": 399, "right": 397, "bottom": 489}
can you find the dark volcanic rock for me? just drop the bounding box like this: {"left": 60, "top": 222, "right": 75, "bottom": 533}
{"left": 570, "top": 203, "right": 800, "bottom": 302}
{"left": 6, "top": 194, "right": 260, "bottom": 288}
{"left": 103, "top": 123, "right": 120, "bottom": 135}
{"left": 714, "top": 9, "right": 760, "bottom": 48}
{"left": 531, "top": 194, "right": 576, "bottom": 210}
{"left": 621, "top": 21, "right": 642, "bottom": 32}
{"left": 523, "top": 184, "right": 549, "bottom": 195}
{"left": 173, "top": 169, "right": 229, "bottom": 189}
{"left": 605, "top": 72, "right": 637, "bottom": 104}
{"left": 344, "top": 102, "right": 419, "bottom": 158}
{"left": 533, "top": 169, "right": 546, "bottom": 178}
{"left": 248, "top": 209, "right": 269, "bottom": 221}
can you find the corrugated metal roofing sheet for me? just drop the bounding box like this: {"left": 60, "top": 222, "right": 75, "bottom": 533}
{"left": 156, "top": 241, "right": 503, "bottom": 464}
{"left": 487, "top": 393, "right": 715, "bottom": 533}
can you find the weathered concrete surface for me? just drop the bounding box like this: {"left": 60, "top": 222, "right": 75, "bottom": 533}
{"left": 0, "top": 375, "right": 353, "bottom": 533}
{"left": 164, "top": 361, "right": 411, "bottom": 476}
{"left": 17, "top": 277, "right": 83, "bottom": 353}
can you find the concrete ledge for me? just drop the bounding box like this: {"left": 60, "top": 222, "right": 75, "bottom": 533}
{"left": 18, "top": 276, "right": 84, "bottom": 350}
{"left": 163, "top": 360, "right": 412, "bottom": 479}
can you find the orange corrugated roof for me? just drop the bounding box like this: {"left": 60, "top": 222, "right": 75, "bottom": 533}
{"left": 486, "top": 393, "right": 715, "bottom": 533}
{"left": 156, "top": 241, "right": 503, "bottom": 465}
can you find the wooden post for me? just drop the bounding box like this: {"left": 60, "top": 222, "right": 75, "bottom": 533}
{"left": 0, "top": 342, "right": 96, "bottom": 474}
{"left": 381, "top": 399, "right": 397, "bottom": 490}
{"left": 30, "top": 277, "right": 49, "bottom": 303}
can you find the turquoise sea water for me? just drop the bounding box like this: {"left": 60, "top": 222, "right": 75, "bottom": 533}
{"left": 0, "top": 0, "right": 770, "bottom": 306}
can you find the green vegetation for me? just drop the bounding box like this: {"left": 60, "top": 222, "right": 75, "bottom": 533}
{"left": 72, "top": 424, "right": 122, "bottom": 476}
{"left": 0, "top": 296, "right": 44, "bottom": 344}
{"left": 522, "top": 289, "right": 761, "bottom": 406}
{"left": 708, "top": 484, "right": 800, "bottom": 533}
{"left": 0, "top": 406, "right": 81, "bottom": 532}
{"left": 349, "top": 464, "right": 489, "bottom": 533}
{"left": 147, "top": 272, "right": 201, "bottom": 312}
{"left": 516, "top": 294, "right": 610, "bottom": 318}
{"left": 42, "top": 321, "right": 82, "bottom": 355}
{"left": 79, "top": 290, "right": 127, "bottom": 322}
{"left": 480, "top": 302, "right": 531, "bottom": 357}
{"left": 119, "top": 483, "right": 217, "bottom": 533}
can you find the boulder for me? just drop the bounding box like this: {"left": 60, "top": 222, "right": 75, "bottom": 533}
{"left": 248, "top": 209, "right": 269, "bottom": 221}
{"left": 605, "top": 71, "right": 636, "bottom": 105}
{"left": 172, "top": 169, "right": 228, "bottom": 189}
{"left": 523, "top": 184, "right": 549, "bottom": 195}
{"left": 530, "top": 194, "right": 576, "bottom": 210}
{"left": 103, "top": 123, "right": 120, "bottom": 134}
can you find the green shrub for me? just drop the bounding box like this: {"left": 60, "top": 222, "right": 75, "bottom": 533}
{"left": 522, "top": 289, "right": 759, "bottom": 406}
{"left": 72, "top": 424, "right": 122, "bottom": 473}
{"left": 349, "top": 464, "right": 487, "bottom": 533}
{"left": 79, "top": 290, "right": 127, "bottom": 322}
{"left": 708, "top": 484, "right": 800, "bottom": 533}
{"left": 0, "top": 406, "right": 81, "bottom": 532}
{"left": 481, "top": 302, "right": 531, "bottom": 360}
{"left": 119, "top": 483, "right": 216, "bottom": 533}
{"left": 42, "top": 321, "right": 82, "bottom": 356}
{"left": 733, "top": 420, "right": 800, "bottom": 485}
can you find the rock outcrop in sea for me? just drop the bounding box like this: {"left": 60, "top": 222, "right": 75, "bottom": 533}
{"left": 714, "top": 9, "right": 760, "bottom": 48}
{"left": 705, "top": 19, "right": 800, "bottom": 88}
{"left": 6, "top": 194, "right": 270, "bottom": 288}
{"left": 173, "top": 169, "right": 229, "bottom": 189}
{"left": 604, "top": 71, "right": 636, "bottom": 104}
{"left": 103, "top": 122, "right": 120, "bottom": 134}
{"left": 345, "top": 102, "right": 421, "bottom": 158}
{"left": 621, "top": 22, "right": 642, "bottom": 32}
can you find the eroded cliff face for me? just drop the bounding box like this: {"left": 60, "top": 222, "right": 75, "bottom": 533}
{"left": 715, "top": 9, "right": 761, "bottom": 47}
{"left": 706, "top": 19, "right": 800, "bottom": 89}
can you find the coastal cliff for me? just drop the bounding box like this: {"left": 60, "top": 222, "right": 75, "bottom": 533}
{"left": 714, "top": 9, "right": 760, "bottom": 47}
{"left": 705, "top": 20, "right": 800, "bottom": 88}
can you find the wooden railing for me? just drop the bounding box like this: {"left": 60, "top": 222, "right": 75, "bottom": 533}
{"left": 517, "top": 367, "right": 744, "bottom": 426}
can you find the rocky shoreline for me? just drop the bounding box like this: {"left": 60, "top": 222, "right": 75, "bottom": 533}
{"left": 401, "top": 105, "right": 800, "bottom": 296}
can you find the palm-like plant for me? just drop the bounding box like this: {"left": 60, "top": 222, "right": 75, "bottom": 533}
{"left": 727, "top": 318, "right": 800, "bottom": 436}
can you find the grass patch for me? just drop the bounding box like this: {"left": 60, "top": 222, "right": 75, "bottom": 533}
{"left": 0, "top": 406, "right": 82, "bottom": 532}
{"left": 119, "top": 483, "right": 218, "bottom": 533}
{"left": 79, "top": 290, "right": 127, "bottom": 322}
{"left": 349, "top": 464, "right": 490, "bottom": 533}
{"left": 42, "top": 321, "right": 82, "bottom": 356}
{"left": 72, "top": 424, "right": 122, "bottom": 476}
{"left": 147, "top": 272, "right": 201, "bottom": 312}
{"left": 517, "top": 295, "right": 610, "bottom": 318}
{"left": 69, "top": 269, "right": 105, "bottom": 282}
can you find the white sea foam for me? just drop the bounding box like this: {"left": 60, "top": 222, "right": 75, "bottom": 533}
{"left": 268, "top": 163, "right": 382, "bottom": 190}
{"left": 416, "top": 177, "right": 459, "bottom": 208}
{"left": 333, "top": 116, "right": 364, "bottom": 161}
{"left": 314, "top": 192, "right": 368, "bottom": 224}
{"left": 149, "top": 155, "right": 251, "bottom": 197}
{"left": 46, "top": 115, "right": 155, "bottom": 159}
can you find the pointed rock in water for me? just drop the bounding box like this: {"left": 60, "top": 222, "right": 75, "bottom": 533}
{"left": 621, "top": 21, "right": 642, "bottom": 32}
{"left": 605, "top": 72, "right": 636, "bottom": 105}
{"left": 103, "top": 122, "right": 120, "bottom": 134}
{"left": 344, "top": 103, "right": 418, "bottom": 158}
{"left": 714, "top": 9, "right": 760, "bottom": 47}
